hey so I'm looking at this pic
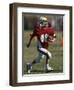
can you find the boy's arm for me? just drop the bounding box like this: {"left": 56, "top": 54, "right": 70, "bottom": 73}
{"left": 27, "top": 33, "right": 35, "bottom": 48}
{"left": 27, "top": 25, "right": 37, "bottom": 48}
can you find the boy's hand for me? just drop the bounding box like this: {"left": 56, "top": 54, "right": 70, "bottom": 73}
{"left": 26, "top": 43, "right": 30, "bottom": 48}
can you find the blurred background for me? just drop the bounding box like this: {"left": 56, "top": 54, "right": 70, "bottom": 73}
{"left": 23, "top": 13, "right": 63, "bottom": 31}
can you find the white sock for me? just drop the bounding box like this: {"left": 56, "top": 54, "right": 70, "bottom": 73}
{"left": 47, "top": 64, "right": 49, "bottom": 67}
{"left": 45, "top": 64, "right": 49, "bottom": 69}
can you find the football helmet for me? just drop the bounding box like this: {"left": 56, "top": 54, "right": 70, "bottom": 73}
{"left": 39, "top": 16, "right": 48, "bottom": 27}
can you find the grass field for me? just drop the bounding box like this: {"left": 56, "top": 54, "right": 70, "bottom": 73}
{"left": 23, "top": 30, "right": 63, "bottom": 74}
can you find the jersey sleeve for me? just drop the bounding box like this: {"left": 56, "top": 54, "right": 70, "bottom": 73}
{"left": 48, "top": 28, "right": 56, "bottom": 38}
{"left": 31, "top": 26, "right": 38, "bottom": 37}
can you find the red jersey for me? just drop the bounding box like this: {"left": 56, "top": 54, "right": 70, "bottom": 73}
{"left": 32, "top": 26, "right": 55, "bottom": 49}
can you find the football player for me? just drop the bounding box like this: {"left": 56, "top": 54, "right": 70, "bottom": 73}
{"left": 26, "top": 16, "right": 56, "bottom": 73}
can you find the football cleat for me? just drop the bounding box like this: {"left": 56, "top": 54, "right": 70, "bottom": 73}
{"left": 45, "top": 64, "right": 53, "bottom": 72}
{"left": 26, "top": 63, "right": 32, "bottom": 74}
{"left": 47, "top": 66, "right": 53, "bottom": 71}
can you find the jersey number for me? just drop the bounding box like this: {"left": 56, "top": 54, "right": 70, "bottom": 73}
{"left": 40, "top": 34, "right": 48, "bottom": 42}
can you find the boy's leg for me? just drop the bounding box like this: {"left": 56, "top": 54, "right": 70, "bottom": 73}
{"left": 26, "top": 52, "right": 43, "bottom": 73}
{"left": 45, "top": 55, "right": 53, "bottom": 72}
{"left": 38, "top": 48, "right": 53, "bottom": 71}
{"left": 26, "top": 47, "right": 53, "bottom": 73}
